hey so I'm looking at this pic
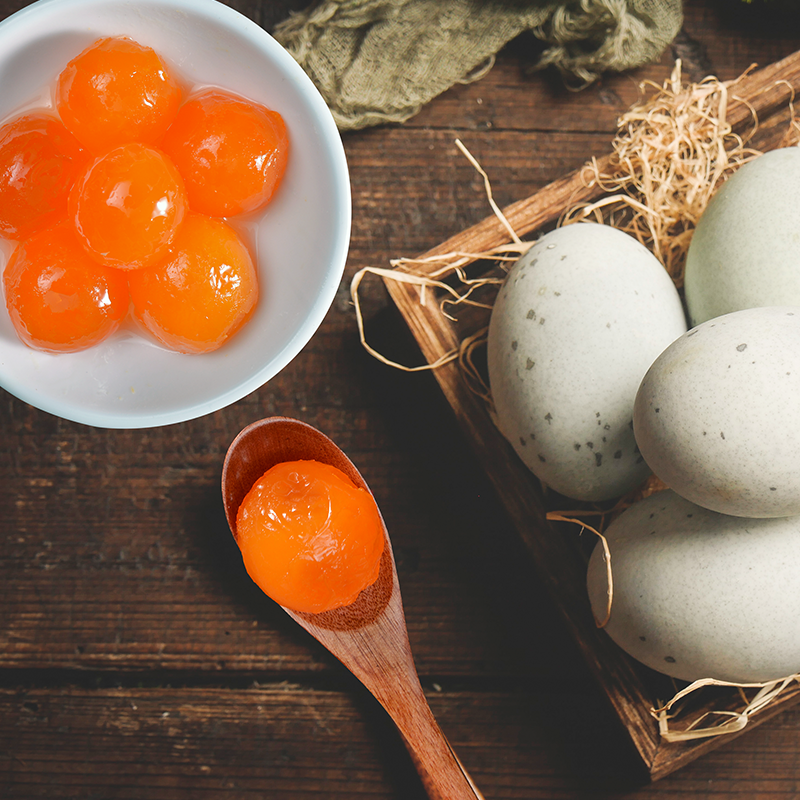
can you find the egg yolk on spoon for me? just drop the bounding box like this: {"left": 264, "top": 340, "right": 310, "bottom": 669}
{"left": 235, "top": 460, "right": 385, "bottom": 614}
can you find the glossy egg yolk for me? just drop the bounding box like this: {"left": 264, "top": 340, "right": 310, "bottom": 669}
{"left": 56, "top": 36, "right": 182, "bottom": 154}
{"left": 160, "top": 88, "right": 289, "bottom": 218}
{"left": 126, "top": 212, "right": 258, "bottom": 354}
{"left": 3, "top": 221, "right": 129, "bottom": 353}
{"left": 70, "top": 143, "right": 187, "bottom": 270}
{"left": 235, "top": 460, "right": 385, "bottom": 614}
{"left": 0, "top": 113, "right": 88, "bottom": 240}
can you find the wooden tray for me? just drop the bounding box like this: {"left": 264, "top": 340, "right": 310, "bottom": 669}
{"left": 381, "top": 50, "right": 800, "bottom": 781}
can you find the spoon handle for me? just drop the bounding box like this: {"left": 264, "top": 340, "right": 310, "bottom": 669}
{"left": 223, "top": 417, "right": 484, "bottom": 798}
{"left": 401, "top": 729, "right": 486, "bottom": 800}
{"left": 375, "top": 676, "right": 484, "bottom": 800}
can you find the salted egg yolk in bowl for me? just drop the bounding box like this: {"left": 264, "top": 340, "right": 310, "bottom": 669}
{"left": 0, "top": 0, "right": 350, "bottom": 428}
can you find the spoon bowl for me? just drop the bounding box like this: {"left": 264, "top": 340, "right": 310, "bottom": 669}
{"left": 222, "top": 416, "right": 484, "bottom": 800}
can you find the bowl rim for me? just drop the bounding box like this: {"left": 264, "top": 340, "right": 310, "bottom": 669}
{"left": 0, "top": 0, "right": 352, "bottom": 429}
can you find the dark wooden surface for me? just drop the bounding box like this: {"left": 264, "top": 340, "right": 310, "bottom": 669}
{"left": 2, "top": 1, "right": 800, "bottom": 798}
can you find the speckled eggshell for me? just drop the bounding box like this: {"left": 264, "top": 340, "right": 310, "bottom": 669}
{"left": 487, "top": 222, "right": 687, "bottom": 502}
{"left": 684, "top": 147, "right": 800, "bottom": 326}
{"left": 634, "top": 306, "right": 800, "bottom": 518}
{"left": 586, "top": 489, "right": 800, "bottom": 683}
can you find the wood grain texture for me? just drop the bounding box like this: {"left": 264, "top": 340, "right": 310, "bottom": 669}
{"left": 2, "top": 0, "right": 800, "bottom": 797}
{"left": 2, "top": 686, "right": 800, "bottom": 799}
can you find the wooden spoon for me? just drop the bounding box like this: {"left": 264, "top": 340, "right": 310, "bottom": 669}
{"left": 222, "top": 416, "right": 485, "bottom": 800}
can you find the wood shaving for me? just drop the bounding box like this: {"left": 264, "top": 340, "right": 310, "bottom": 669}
{"left": 652, "top": 674, "right": 800, "bottom": 742}
{"left": 546, "top": 512, "right": 613, "bottom": 628}
{"left": 350, "top": 239, "right": 527, "bottom": 373}
{"left": 565, "top": 60, "right": 763, "bottom": 285}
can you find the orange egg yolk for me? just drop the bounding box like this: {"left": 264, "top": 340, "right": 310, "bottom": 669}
{"left": 126, "top": 212, "right": 258, "bottom": 354}
{"left": 0, "top": 112, "right": 88, "bottom": 240}
{"left": 160, "top": 88, "right": 289, "bottom": 218}
{"left": 56, "top": 36, "right": 182, "bottom": 154}
{"left": 2, "top": 36, "right": 291, "bottom": 356}
{"left": 70, "top": 143, "right": 187, "bottom": 270}
{"left": 235, "top": 460, "right": 385, "bottom": 614}
{"left": 3, "top": 221, "right": 130, "bottom": 353}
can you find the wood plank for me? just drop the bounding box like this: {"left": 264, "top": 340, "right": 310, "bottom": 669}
{"left": 343, "top": 128, "right": 618, "bottom": 270}
{"left": 2, "top": 685, "right": 800, "bottom": 799}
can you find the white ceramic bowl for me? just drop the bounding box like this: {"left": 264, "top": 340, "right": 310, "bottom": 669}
{"left": 0, "top": 0, "right": 351, "bottom": 428}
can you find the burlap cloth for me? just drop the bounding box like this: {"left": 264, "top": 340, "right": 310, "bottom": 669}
{"left": 274, "top": 0, "right": 683, "bottom": 130}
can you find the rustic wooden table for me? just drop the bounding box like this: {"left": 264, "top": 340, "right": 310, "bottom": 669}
{"left": 2, "top": 1, "right": 800, "bottom": 798}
